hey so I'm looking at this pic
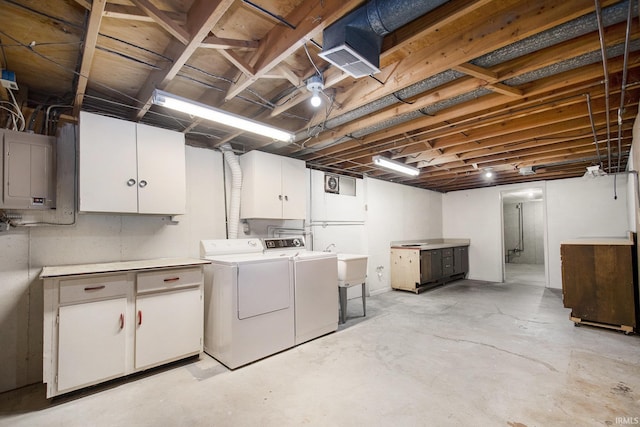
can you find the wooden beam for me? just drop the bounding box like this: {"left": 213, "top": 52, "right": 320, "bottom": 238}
{"left": 133, "top": 0, "right": 236, "bottom": 120}
{"left": 306, "top": 0, "right": 617, "bottom": 132}
{"left": 103, "top": 4, "right": 187, "bottom": 25}
{"left": 200, "top": 36, "right": 259, "bottom": 50}
{"left": 219, "top": 50, "right": 255, "bottom": 76}
{"left": 275, "top": 65, "right": 303, "bottom": 87}
{"left": 308, "top": 40, "right": 640, "bottom": 152}
{"left": 381, "top": 0, "right": 494, "bottom": 67}
{"left": 453, "top": 63, "right": 497, "bottom": 80}
{"left": 267, "top": 0, "right": 488, "bottom": 120}
{"left": 224, "top": 0, "right": 364, "bottom": 101}
{"left": 487, "top": 83, "right": 523, "bottom": 97}
{"left": 129, "top": 0, "right": 190, "bottom": 44}
{"left": 74, "top": 0, "right": 91, "bottom": 10}
{"left": 74, "top": 0, "right": 106, "bottom": 116}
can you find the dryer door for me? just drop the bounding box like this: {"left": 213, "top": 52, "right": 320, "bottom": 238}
{"left": 237, "top": 258, "right": 291, "bottom": 319}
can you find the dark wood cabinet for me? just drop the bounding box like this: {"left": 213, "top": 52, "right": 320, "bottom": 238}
{"left": 561, "top": 236, "right": 636, "bottom": 332}
{"left": 391, "top": 244, "right": 469, "bottom": 293}
{"left": 420, "top": 249, "right": 442, "bottom": 282}
{"left": 453, "top": 246, "right": 469, "bottom": 275}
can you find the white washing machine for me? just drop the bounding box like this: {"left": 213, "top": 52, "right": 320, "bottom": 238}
{"left": 263, "top": 237, "right": 338, "bottom": 345}
{"left": 200, "top": 239, "right": 295, "bottom": 369}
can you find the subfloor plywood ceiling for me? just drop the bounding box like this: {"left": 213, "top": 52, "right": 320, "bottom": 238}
{"left": 1, "top": 0, "right": 639, "bottom": 192}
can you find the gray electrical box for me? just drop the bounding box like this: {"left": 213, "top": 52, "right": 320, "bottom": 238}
{"left": 1, "top": 129, "right": 56, "bottom": 209}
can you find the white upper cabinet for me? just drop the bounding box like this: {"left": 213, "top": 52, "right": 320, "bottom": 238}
{"left": 239, "top": 150, "right": 306, "bottom": 220}
{"left": 136, "top": 123, "right": 186, "bottom": 214}
{"left": 79, "top": 112, "right": 186, "bottom": 215}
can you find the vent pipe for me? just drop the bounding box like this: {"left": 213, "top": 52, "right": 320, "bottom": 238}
{"left": 220, "top": 144, "right": 242, "bottom": 239}
{"left": 319, "top": 0, "right": 449, "bottom": 78}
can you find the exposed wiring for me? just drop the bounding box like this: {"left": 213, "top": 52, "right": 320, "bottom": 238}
{"left": 95, "top": 45, "right": 162, "bottom": 70}
{"left": 98, "top": 33, "right": 172, "bottom": 62}
{"left": 2, "top": 0, "right": 84, "bottom": 30}
{"left": 242, "top": 0, "right": 296, "bottom": 29}
{"left": 0, "top": 29, "right": 146, "bottom": 108}
{"left": 303, "top": 42, "right": 322, "bottom": 77}
{"left": 6, "top": 89, "right": 25, "bottom": 131}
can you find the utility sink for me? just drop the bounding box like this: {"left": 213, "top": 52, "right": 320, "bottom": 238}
{"left": 336, "top": 254, "right": 369, "bottom": 287}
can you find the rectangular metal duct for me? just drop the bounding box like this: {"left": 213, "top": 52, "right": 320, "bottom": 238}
{"left": 319, "top": 27, "right": 381, "bottom": 78}
{"left": 319, "top": 0, "right": 448, "bottom": 78}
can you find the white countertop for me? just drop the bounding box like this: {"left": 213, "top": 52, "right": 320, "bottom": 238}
{"left": 40, "top": 257, "right": 211, "bottom": 278}
{"left": 390, "top": 238, "right": 470, "bottom": 250}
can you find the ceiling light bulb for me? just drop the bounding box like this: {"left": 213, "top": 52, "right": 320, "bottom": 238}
{"left": 306, "top": 75, "right": 324, "bottom": 109}
{"left": 310, "top": 90, "right": 322, "bottom": 107}
{"left": 485, "top": 171, "right": 493, "bottom": 178}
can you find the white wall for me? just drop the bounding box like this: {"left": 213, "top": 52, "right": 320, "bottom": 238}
{"left": 546, "top": 174, "right": 629, "bottom": 288}
{"left": 442, "top": 186, "right": 504, "bottom": 282}
{"left": 503, "top": 201, "right": 544, "bottom": 264}
{"left": 443, "top": 176, "right": 630, "bottom": 288}
{"left": 363, "top": 177, "right": 443, "bottom": 294}
{"left": 0, "top": 145, "right": 226, "bottom": 393}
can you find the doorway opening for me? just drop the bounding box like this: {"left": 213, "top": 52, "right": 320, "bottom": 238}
{"left": 501, "top": 187, "right": 547, "bottom": 286}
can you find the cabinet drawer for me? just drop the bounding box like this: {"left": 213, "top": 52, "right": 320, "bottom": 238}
{"left": 442, "top": 248, "right": 453, "bottom": 257}
{"left": 59, "top": 275, "right": 130, "bottom": 304}
{"left": 137, "top": 267, "right": 202, "bottom": 294}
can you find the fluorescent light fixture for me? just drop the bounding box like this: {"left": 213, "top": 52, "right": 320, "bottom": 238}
{"left": 372, "top": 155, "right": 420, "bottom": 176}
{"left": 152, "top": 89, "right": 294, "bottom": 142}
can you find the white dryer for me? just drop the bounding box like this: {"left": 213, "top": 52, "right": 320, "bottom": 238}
{"left": 200, "top": 239, "right": 294, "bottom": 369}
{"left": 263, "top": 237, "right": 338, "bottom": 345}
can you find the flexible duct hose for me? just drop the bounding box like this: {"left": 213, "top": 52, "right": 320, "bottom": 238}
{"left": 221, "top": 144, "right": 242, "bottom": 239}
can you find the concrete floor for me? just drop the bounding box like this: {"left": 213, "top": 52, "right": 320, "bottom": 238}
{"left": 1, "top": 279, "right": 639, "bottom": 426}
{"left": 505, "top": 263, "right": 546, "bottom": 286}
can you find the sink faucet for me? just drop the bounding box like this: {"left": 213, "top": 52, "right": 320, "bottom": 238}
{"left": 324, "top": 243, "right": 336, "bottom": 252}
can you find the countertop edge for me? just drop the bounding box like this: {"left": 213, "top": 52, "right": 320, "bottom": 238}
{"left": 40, "top": 257, "right": 211, "bottom": 279}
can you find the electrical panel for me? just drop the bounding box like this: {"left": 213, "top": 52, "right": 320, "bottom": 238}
{"left": 0, "top": 129, "right": 56, "bottom": 209}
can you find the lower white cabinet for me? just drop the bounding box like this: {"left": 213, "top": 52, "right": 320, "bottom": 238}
{"left": 135, "top": 288, "right": 203, "bottom": 370}
{"left": 57, "top": 298, "right": 128, "bottom": 392}
{"left": 41, "top": 258, "right": 208, "bottom": 398}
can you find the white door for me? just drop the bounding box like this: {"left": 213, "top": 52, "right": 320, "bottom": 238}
{"left": 135, "top": 288, "right": 202, "bottom": 370}
{"left": 78, "top": 112, "right": 138, "bottom": 213}
{"left": 136, "top": 123, "right": 186, "bottom": 215}
{"left": 57, "top": 298, "right": 127, "bottom": 392}
{"left": 281, "top": 157, "right": 306, "bottom": 219}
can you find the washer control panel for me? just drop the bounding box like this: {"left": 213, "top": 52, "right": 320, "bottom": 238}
{"left": 263, "top": 237, "right": 305, "bottom": 250}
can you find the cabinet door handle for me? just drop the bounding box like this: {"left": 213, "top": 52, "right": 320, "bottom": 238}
{"left": 119, "top": 313, "right": 124, "bottom": 330}
{"left": 138, "top": 310, "right": 142, "bottom": 326}
{"left": 84, "top": 285, "right": 105, "bottom": 291}
{"left": 163, "top": 277, "right": 180, "bottom": 283}
{"left": 127, "top": 179, "right": 136, "bottom": 187}
{"left": 139, "top": 180, "right": 148, "bottom": 188}
{"left": 278, "top": 195, "right": 283, "bottom": 200}
{"left": 284, "top": 195, "right": 288, "bottom": 201}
